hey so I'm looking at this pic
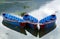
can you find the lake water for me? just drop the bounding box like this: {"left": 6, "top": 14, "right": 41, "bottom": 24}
{"left": 0, "top": 0, "right": 53, "bottom": 15}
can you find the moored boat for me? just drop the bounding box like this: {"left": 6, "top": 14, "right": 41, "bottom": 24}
{"left": 2, "top": 13, "right": 26, "bottom": 27}
{"left": 23, "top": 14, "right": 38, "bottom": 29}
{"left": 39, "top": 14, "right": 56, "bottom": 29}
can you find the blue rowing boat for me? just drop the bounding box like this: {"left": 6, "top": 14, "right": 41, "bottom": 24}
{"left": 23, "top": 14, "right": 38, "bottom": 29}
{"left": 39, "top": 14, "right": 56, "bottom": 29}
{"left": 2, "top": 13, "right": 57, "bottom": 37}
{"left": 2, "top": 13, "right": 26, "bottom": 27}
{"left": 2, "top": 13, "right": 56, "bottom": 29}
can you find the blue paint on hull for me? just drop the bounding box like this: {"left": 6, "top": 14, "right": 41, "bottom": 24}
{"left": 39, "top": 14, "right": 56, "bottom": 29}
{"left": 2, "top": 13, "right": 25, "bottom": 27}
{"left": 23, "top": 14, "right": 38, "bottom": 29}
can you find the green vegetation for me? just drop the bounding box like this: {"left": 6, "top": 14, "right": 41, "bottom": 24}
{"left": 20, "top": 12, "right": 26, "bottom": 17}
{"left": 15, "top": 11, "right": 26, "bottom": 17}
{"left": 23, "top": 5, "right": 30, "bottom": 9}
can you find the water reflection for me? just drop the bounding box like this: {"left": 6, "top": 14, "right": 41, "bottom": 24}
{"left": 2, "top": 20, "right": 27, "bottom": 35}
{"left": 2, "top": 20, "right": 56, "bottom": 38}
{"left": 25, "top": 23, "right": 38, "bottom": 37}
{"left": 39, "top": 24, "right": 56, "bottom": 38}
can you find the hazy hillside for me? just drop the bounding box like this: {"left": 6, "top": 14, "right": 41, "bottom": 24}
{"left": 0, "top": 0, "right": 53, "bottom": 15}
